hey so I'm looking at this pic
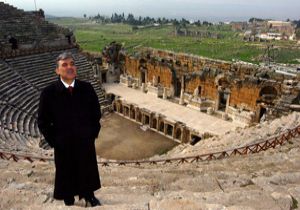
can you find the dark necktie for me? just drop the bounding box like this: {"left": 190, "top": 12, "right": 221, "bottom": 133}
{"left": 68, "top": 86, "right": 73, "bottom": 95}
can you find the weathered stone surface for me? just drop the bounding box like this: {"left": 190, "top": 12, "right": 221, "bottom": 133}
{"left": 149, "top": 198, "right": 205, "bottom": 210}
{"left": 123, "top": 48, "right": 300, "bottom": 124}
{"left": 0, "top": 132, "right": 299, "bottom": 209}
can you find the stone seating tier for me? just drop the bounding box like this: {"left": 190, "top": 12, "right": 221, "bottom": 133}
{"left": 0, "top": 49, "right": 108, "bottom": 150}
{"left": 0, "top": 2, "right": 71, "bottom": 48}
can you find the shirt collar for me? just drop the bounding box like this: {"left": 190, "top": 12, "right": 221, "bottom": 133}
{"left": 60, "top": 78, "right": 75, "bottom": 88}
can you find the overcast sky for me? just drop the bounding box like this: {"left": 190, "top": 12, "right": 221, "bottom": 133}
{"left": 3, "top": 0, "right": 300, "bottom": 21}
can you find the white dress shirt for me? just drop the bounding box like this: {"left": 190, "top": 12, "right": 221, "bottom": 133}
{"left": 60, "top": 78, "right": 75, "bottom": 88}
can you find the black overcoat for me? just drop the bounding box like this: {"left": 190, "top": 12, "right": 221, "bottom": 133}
{"left": 37, "top": 78, "right": 101, "bottom": 199}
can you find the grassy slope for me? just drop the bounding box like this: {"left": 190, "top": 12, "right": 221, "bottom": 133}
{"left": 49, "top": 18, "right": 300, "bottom": 64}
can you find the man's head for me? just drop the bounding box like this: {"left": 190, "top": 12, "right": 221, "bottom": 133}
{"left": 56, "top": 52, "right": 77, "bottom": 84}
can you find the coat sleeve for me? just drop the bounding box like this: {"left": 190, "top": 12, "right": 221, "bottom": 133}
{"left": 37, "top": 89, "right": 55, "bottom": 147}
{"left": 89, "top": 84, "right": 101, "bottom": 139}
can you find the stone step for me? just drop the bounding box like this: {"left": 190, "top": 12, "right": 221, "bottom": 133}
{"left": 0, "top": 132, "right": 299, "bottom": 207}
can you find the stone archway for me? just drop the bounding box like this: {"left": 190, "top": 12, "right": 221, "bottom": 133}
{"left": 258, "top": 105, "right": 267, "bottom": 122}
{"left": 175, "top": 128, "right": 182, "bottom": 140}
{"left": 141, "top": 71, "right": 146, "bottom": 83}
{"left": 215, "top": 75, "right": 231, "bottom": 112}
{"left": 259, "top": 86, "right": 278, "bottom": 103}
{"left": 101, "top": 72, "right": 107, "bottom": 83}
{"left": 174, "top": 78, "right": 181, "bottom": 97}
{"left": 152, "top": 118, "right": 157, "bottom": 129}
{"left": 130, "top": 108, "right": 136, "bottom": 119}
{"left": 139, "top": 58, "right": 147, "bottom": 85}
{"left": 9, "top": 37, "right": 18, "bottom": 50}
{"left": 218, "top": 90, "right": 229, "bottom": 111}
{"left": 159, "top": 121, "right": 164, "bottom": 132}
{"left": 136, "top": 110, "right": 142, "bottom": 123}
{"left": 113, "top": 102, "right": 117, "bottom": 111}
{"left": 144, "top": 114, "right": 150, "bottom": 125}
{"left": 256, "top": 86, "right": 278, "bottom": 122}
{"left": 166, "top": 124, "right": 173, "bottom": 136}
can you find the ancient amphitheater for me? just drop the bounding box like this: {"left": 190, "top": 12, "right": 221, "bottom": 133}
{"left": 1, "top": 2, "right": 300, "bottom": 210}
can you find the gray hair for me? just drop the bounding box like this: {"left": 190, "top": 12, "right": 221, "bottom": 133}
{"left": 56, "top": 52, "right": 75, "bottom": 67}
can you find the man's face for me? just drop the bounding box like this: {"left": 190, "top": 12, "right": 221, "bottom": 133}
{"left": 56, "top": 58, "right": 77, "bottom": 82}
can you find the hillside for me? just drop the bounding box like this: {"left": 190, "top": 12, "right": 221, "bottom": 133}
{"left": 48, "top": 19, "right": 300, "bottom": 64}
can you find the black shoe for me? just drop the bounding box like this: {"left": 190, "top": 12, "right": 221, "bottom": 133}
{"left": 64, "top": 197, "right": 75, "bottom": 206}
{"left": 84, "top": 196, "right": 101, "bottom": 207}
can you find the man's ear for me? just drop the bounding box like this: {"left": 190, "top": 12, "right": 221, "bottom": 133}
{"left": 55, "top": 68, "right": 59, "bottom": 75}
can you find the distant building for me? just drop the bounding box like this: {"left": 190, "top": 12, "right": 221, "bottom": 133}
{"left": 257, "top": 32, "right": 282, "bottom": 41}
{"left": 231, "top": 22, "right": 248, "bottom": 31}
{"left": 243, "top": 20, "right": 296, "bottom": 41}
{"left": 267, "top": 21, "right": 295, "bottom": 40}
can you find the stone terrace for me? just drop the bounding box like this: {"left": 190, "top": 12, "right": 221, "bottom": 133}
{"left": 104, "top": 83, "right": 244, "bottom": 137}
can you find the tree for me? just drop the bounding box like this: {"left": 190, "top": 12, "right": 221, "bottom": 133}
{"left": 83, "top": 14, "right": 87, "bottom": 18}
{"left": 296, "top": 28, "right": 300, "bottom": 40}
{"left": 249, "top": 17, "right": 264, "bottom": 23}
{"left": 127, "top": 13, "right": 135, "bottom": 25}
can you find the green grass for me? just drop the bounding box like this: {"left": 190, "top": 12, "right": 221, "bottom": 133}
{"left": 48, "top": 18, "right": 300, "bottom": 64}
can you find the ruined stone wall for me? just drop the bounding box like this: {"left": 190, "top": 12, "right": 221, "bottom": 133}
{"left": 122, "top": 48, "right": 300, "bottom": 123}
{"left": 125, "top": 56, "right": 140, "bottom": 78}
{"left": 184, "top": 77, "right": 261, "bottom": 111}
{"left": 230, "top": 85, "right": 261, "bottom": 110}
{"left": 185, "top": 77, "right": 217, "bottom": 100}
{"left": 146, "top": 63, "right": 173, "bottom": 88}
{"left": 145, "top": 49, "right": 232, "bottom": 73}
{"left": 125, "top": 56, "right": 173, "bottom": 88}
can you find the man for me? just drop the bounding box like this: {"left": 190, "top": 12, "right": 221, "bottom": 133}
{"left": 38, "top": 52, "right": 102, "bottom": 207}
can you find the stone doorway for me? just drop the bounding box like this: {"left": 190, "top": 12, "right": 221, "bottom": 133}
{"left": 218, "top": 90, "right": 229, "bottom": 111}
{"left": 9, "top": 37, "right": 18, "bottom": 50}
{"left": 190, "top": 135, "right": 201, "bottom": 145}
{"left": 198, "top": 86, "right": 202, "bottom": 97}
{"left": 174, "top": 78, "right": 181, "bottom": 97}
{"left": 102, "top": 72, "right": 107, "bottom": 83}
{"left": 259, "top": 106, "right": 267, "bottom": 121}
{"left": 141, "top": 71, "right": 146, "bottom": 83}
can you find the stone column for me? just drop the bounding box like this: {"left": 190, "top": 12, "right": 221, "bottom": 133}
{"left": 135, "top": 108, "right": 139, "bottom": 122}
{"left": 122, "top": 105, "right": 125, "bottom": 116}
{"left": 116, "top": 102, "right": 120, "bottom": 113}
{"left": 153, "top": 76, "right": 157, "bottom": 86}
{"left": 215, "top": 88, "right": 221, "bottom": 111}
{"left": 141, "top": 83, "right": 146, "bottom": 93}
{"left": 179, "top": 89, "right": 184, "bottom": 105}
{"left": 225, "top": 93, "right": 230, "bottom": 113}
{"left": 141, "top": 113, "right": 145, "bottom": 124}
{"left": 163, "top": 87, "right": 168, "bottom": 99}
{"left": 207, "top": 107, "right": 214, "bottom": 115}
{"left": 163, "top": 122, "right": 167, "bottom": 135}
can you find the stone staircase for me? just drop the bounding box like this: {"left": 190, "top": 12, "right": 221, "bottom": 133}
{"left": 0, "top": 135, "right": 299, "bottom": 210}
